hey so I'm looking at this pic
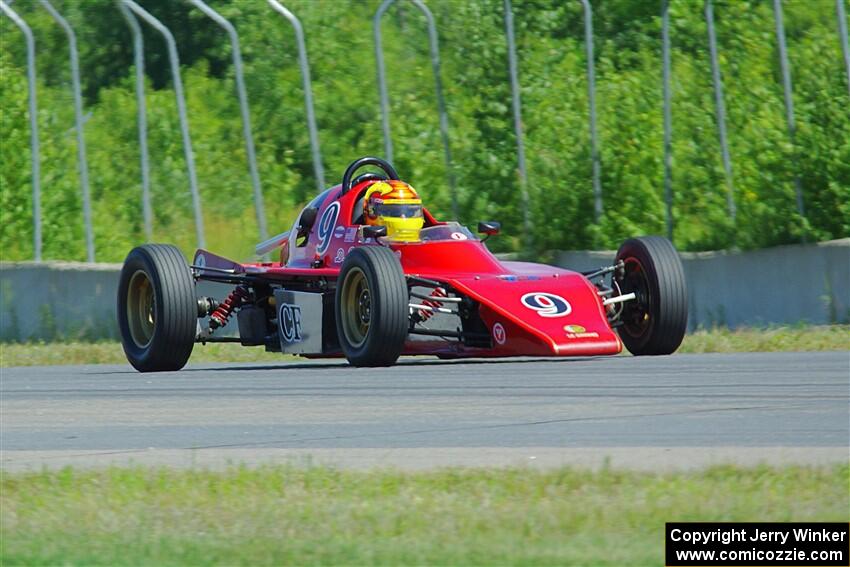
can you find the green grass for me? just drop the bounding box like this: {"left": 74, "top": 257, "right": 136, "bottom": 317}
{"left": 677, "top": 324, "right": 850, "bottom": 354}
{"left": 1, "top": 325, "right": 846, "bottom": 367}
{"left": 0, "top": 340, "right": 290, "bottom": 368}
{"left": 1, "top": 464, "right": 846, "bottom": 566}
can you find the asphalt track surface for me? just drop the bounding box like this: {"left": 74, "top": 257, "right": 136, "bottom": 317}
{"left": 2, "top": 352, "right": 848, "bottom": 471}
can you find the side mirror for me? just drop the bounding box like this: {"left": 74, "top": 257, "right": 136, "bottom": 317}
{"left": 297, "top": 207, "right": 318, "bottom": 237}
{"left": 362, "top": 225, "right": 388, "bottom": 239}
{"left": 478, "top": 221, "right": 501, "bottom": 238}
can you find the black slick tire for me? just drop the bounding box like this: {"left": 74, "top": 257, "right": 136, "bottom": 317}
{"left": 335, "top": 246, "right": 408, "bottom": 367}
{"left": 614, "top": 236, "right": 688, "bottom": 355}
{"left": 117, "top": 244, "right": 196, "bottom": 372}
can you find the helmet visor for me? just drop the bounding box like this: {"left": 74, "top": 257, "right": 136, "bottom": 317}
{"left": 373, "top": 203, "right": 423, "bottom": 219}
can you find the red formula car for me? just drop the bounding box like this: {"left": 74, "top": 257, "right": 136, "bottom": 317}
{"left": 118, "top": 157, "right": 688, "bottom": 371}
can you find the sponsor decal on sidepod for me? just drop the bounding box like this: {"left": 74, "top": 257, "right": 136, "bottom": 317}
{"left": 564, "top": 324, "right": 599, "bottom": 339}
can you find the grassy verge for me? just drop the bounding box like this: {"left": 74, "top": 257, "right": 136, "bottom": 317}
{"left": 0, "top": 340, "right": 290, "bottom": 368}
{"left": 677, "top": 324, "right": 849, "bottom": 354}
{"left": 1, "top": 464, "right": 847, "bottom": 566}
{"left": 1, "top": 325, "right": 847, "bottom": 367}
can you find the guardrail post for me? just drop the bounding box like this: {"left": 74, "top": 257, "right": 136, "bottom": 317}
{"left": 772, "top": 0, "right": 806, "bottom": 235}
{"left": 837, "top": 0, "right": 850, "bottom": 97}
{"left": 374, "top": 1, "right": 393, "bottom": 164}
{"left": 661, "top": 0, "right": 673, "bottom": 240}
{"left": 1, "top": 1, "right": 42, "bottom": 261}
{"left": 40, "top": 0, "right": 95, "bottom": 262}
{"left": 704, "top": 0, "right": 736, "bottom": 225}
{"left": 373, "top": 0, "right": 458, "bottom": 219}
{"left": 267, "top": 0, "right": 325, "bottom": 191}
{"left": 579, "top": 0, "right": 602, "bottom": 222}
{"left": 117, "top": 1, "right": 152, "bottom": 242}
{"left": 503, "top": 0, "right": 531, "bottom": 244}
{"left": 121, "top": 0, "right": 205, "bottom": 249}
{"left": 189, "top": 0, "right": 267, "bottom": 243}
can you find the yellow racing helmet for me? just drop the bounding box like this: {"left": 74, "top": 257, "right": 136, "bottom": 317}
{"left": 363, "top": 180, "right": 424, "bottom": 241}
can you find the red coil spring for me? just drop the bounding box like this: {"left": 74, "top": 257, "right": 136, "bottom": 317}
{"left": 209, "top": 285, "right": 249, "bottom": 329}
{"left": 418, "top": 287, "right": 447, "bottom": 322}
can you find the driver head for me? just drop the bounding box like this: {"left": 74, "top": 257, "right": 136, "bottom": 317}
{"left": 363, "top": 180, "right": 424, "bottom": 242}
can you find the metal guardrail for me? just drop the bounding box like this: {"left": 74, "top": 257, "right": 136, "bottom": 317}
{"left": 374, "top": 0, "right": 457, "bottom": 219}
{"left": 773, "top": 0, "right": 806, "bottom": 230}
{"left": 267, "top": 0, "right": 325, "bottom": 192}
{"left": 502, "top": 0, "right": 530, "bottom": 245}
{"left": 661, "top": 0, "right": 673, "bottom": 240}
{"left": 705, "top": 0, "right": 736, "bottom": 226}
{"left": 3, "top": 0, "right": 847, "bottom": 260}
{"left": 40, "top": 1, "right": 95, "bottom": 262}
{"left": 579, "top": 0, "right": 603, "bottom": 223}
{"left": 189, "top": 0, "right": 267, "bottom": 243}
{"left": 117, "top": 1, "right": 153, "bottom": 243}
{"left": 772, "top": 0, "right": 805, "bottom": 231}
{"left": 1, "top": 0, "right": 41, "bottom": 262}
{"left": 121, "top": 0, "right": 206, "bottom": 249}
{"left": 838, "top": 0, "right": 850, "bottom": 97}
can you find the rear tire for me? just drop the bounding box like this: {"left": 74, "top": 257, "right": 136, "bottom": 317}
{"left": 118, "top": 244, "right": 196, "bottom": 372}
{"left": 614, "top": 236, "right": 687, "bottom": 355}
{"left": 335, "top": 246, "right": 408, "bottom": 366}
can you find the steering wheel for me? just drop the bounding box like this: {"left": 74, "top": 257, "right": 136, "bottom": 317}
{"left": 341, "top": 157, "right": 399, "bottom": 196}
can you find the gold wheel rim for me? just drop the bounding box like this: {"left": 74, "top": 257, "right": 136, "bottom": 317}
{"left": 341, "top": 267, "right": 370, "bottom": 348}
{"left": 127, "top": 270, "right": 155, "bottom": 348}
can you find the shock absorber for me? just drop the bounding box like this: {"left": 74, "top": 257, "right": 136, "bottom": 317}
{"left": 209, "top": 285, "right": 249, "bottom": 330}
{"left": 417, "top": 287, "right": 447, "bottom": 322}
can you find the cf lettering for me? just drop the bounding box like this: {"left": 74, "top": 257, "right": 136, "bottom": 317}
{"left": 279, "top": 304, "right": 303, "bottom": 343}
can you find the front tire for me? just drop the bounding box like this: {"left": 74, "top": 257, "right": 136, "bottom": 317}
{"left": 335, "top": 246, "right": 408, "bottom": 367}
{"left": 615, "top": 236, "right": 688, "bottom": 355}
{"left": 118, "top": 244, "right": 196, "bottom": 372}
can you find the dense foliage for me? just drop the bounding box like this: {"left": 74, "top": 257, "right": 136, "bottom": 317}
{"left": 1, "top": 0, "right": 848, "bottom": 262}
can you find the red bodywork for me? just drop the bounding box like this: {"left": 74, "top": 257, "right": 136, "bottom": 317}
{"left": 193, "top": 181, "right": 622, "bottom": 358}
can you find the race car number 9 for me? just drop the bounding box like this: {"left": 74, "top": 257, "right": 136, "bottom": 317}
{"left": 521, "top": 292, "right": 572, "bottom": 318}
{"left": 316, "top": 202, "right": 340, "bottom": 255}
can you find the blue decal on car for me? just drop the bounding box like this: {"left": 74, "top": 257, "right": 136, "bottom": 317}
{"left": 316, "top": 202, "right": 340, "bottom": 255}
{"left": 520, "top": 292, "right": 572, "bottom": 318}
